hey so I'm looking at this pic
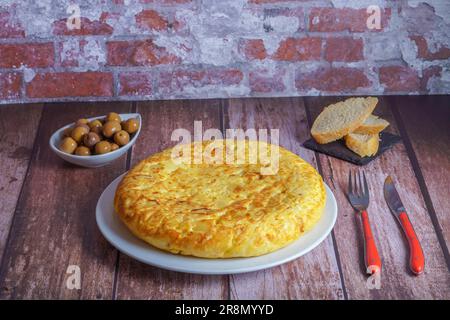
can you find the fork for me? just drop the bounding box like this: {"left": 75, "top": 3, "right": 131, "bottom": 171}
{"left": 348, "top": 171, "right": 382, "bottom": 274}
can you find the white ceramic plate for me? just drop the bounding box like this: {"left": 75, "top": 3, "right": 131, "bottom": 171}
{"left": 96, "top": 173, "right": 338, "bottom": 275}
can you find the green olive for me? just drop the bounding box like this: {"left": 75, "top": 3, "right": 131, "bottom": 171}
{"left": 106, "top": 112, "right": 121, "bottom": 123}
{"left": 75, "top": 118, "right": 89, "bottom": 127}
{"left": 78, "top": 123, "right": 90, "bottom": 131}
{"left": 90, "top": 126, "right": 103, "bottom": 136}
{"left": 83, "top": 132, "right": 101, "bottom": 148}
{"left": 75, "top": 146, "right": 91, "bottom": 156}
{"left": 110, "top": 143, "right": 120, "bottom": 152}
{"left": 114, "top": 130, "right": 130, "bottom": 146}
{"left": 95, "top": 141, "right": 111, "bottom": 154}
{"left": 102, "top": 121, "right": 121, "bottom": 138}
{"left": 62, "top": 127, "right": 73, "bottom": 138}
{"left": 122, "top": 118, "right": 139, "bottom": 134}
{"left": 59, "top": 137, "right": 77, "bottom": 154}
{"left": 70, "top": 126, "right": 90, "bottom": 143}
{"left": 89, "top": 119, "right": 103, "bottom": 130}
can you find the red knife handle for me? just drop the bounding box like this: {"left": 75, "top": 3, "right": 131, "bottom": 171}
{"left": 361, "top": 210, "right": 382, "bottom": 274}
{"left": 398, "top": 212, "right": 425, "bottom": 275}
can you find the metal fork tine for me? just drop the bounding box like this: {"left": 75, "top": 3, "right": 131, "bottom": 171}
{"left": 363, "top": 171, "right": 369, "bottom": 197}
{"left": 347, "top": 170, "right": 369, "bottom": 211}
{"left": 359, "top": 171, "right": 363, "bottom": 196}
{"left": 348, "top": 170, "right": 353, "bottom": 195}
{"left": 359, "top": 171, "right": 363, "bottom": 197}
{"left": 359, "top": 171, "right": 364, "bottom": 197}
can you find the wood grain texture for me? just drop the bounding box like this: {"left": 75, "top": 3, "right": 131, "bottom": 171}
{"left": 114, "top": 99, "right": 229, "bottom": 300}
{"left": 0, "top": 102, "right": 131, "bottom": 299}
{"left": 305, "top": 96, "right": 450, "bottom": 299}
{"left": 0, "top": 104, "right": 42, "bottom": 263}
{"left": 0, "top": 96, "right": 447, "bottom": 300}
{"left": 393, "top": 96, "right": 450, "bottom": 252}
{"left": 225, "top": 97, "right": 344, "bottom": 300}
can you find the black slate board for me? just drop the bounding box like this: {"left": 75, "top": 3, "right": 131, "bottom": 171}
{"left": 303, "top": 132, "right": 402, "bottom": 165}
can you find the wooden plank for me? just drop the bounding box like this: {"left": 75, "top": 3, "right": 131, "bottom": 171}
{"left": 0, "top": 102, "right": 132, "bottom": 299}
{"left": 305, "top": 96, "right": 450, "bottom": 299}
{"left": 0, "top": 104, "right": 42, "bottom": 263}
{"left": 225, "top": 97, "right": 344, "bottom": 300}
{"left": 393, "top": 95, "right": 450, "bottom": 257}
{"left": 114, "top": 99, "right": 229, "bottom": 300}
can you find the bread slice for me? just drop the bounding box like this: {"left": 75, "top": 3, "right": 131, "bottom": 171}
{"left": 311, "top": 97, "right": 378, "bottom": 144}
{"left": 344, "top": 133, "right": 379, "bottom": 157}
{"left": 353, "top": 115, "right": 389, "bottom": 134}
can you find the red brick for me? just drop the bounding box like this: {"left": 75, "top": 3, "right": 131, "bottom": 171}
{"left": 0, "top": 11, "right": 25, "bottom": 38}
{"left": 99, "top": 12, "right": 134, "bottom": 34}
{"left": 26, "top": 72, "right": 113, "bottom": 98}
{"left": 263, "top": 7, "right": 305, "bottom": 32}
{"left": 139, "top": 0, "right": 192, "bottom": 3}
{"left": 135, "top": 10, "right": 184, "bottom": 32}
{"left": 249, "top": 0, "right": 292, "bottom": 3}
{"left": 249, "top": 69, "right": 286, "bottom": 93}
{"left": 159, "top": 69, "right": 243, "bottom": 93}
{"left": 119, "top": 73, "right": 153, "bottom": 96}
{"left": 309, "top": 8, "right": 390, "bottom": 32}
{"left": 0, "top": 72, "right": 21, "bottom": 99}
{"left": 239, "top": 39, "right": 267, "bottom": 60}
{"left": 58, "top": 40, "right": 105, "bottom": 68}
{"left": 410, "top": 36, "right": 450, "bottom": 60}
{"left": 134, "top": 9, "right": 187, "bottom": 33}
{"left": 325, "top": 37, "right": 364, "bottom": 62}
{"left": 273, "top": 37, "right": 321, "bottom": 61}
{"left": 421, "top": 66, "right": 442, "bottom": 91}
{"left": 53, "top": 17, "right": 113, "bottom": 36}
{"left": 136, "top": 10, "right": 169, "bottom": 31}
{"left": 0, "top": 43, "right": 54, "bottom": 68}
{"left": 58, "top": 43, "right": 78, "bottom": 68}
{"left": 296, "top": 67, "right": 370, "bottom": 92}
{"left": 107, "top": 40, "right": 181, "bottom": 66}
{"left": 379, "top": 66, "right": 420, "bottom": 92}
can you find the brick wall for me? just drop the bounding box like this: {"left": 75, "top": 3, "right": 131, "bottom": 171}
{"left": 0, "top": 0, "right": 449, "bottom": 104}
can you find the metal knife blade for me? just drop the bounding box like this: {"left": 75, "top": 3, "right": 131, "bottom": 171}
{"left": 383, "top": 175, "right": 425, "bottom": 275}
{"left": 384, "top": 175, "right": 406, "bottom": 217}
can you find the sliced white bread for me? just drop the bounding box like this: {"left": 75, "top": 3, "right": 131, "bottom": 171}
{"left": 344, "top": 133, "right": 379, "bottom": 157}
{"left": 353, "top": 114, "right": 389, "bottom": 134}
{"left": 311, "top": 97, "right": 379, "bottom": 144}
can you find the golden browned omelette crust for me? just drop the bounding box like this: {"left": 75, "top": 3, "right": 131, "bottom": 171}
{"left": 114, "top": 140, "right": 326, "bottom": 258}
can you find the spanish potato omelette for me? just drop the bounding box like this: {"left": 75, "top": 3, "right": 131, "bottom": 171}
{"left": 114, "top": 140, "right": 326, "bottom": 258}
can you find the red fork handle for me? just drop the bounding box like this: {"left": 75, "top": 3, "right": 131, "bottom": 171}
{"left": 398, "top": 212, "right": 425, "bottom": 275}
{"left": 361, "top": 210, "right": 382, "bottom": 274}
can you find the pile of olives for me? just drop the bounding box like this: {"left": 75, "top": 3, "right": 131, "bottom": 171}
{"left": 59, "top": 112, "right": 139, "bottom": 156}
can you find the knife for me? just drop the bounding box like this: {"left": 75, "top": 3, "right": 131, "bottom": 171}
{"left": 384, "top": 176, "right": 425, "bottom": 275}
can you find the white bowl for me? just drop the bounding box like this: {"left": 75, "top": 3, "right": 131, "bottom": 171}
{"left": 49, "top": 113, "right": 142, "bottom": 168}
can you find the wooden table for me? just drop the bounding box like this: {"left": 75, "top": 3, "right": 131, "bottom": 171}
{"left": 0, "top": 96, "right": 448, "bottom": 300}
